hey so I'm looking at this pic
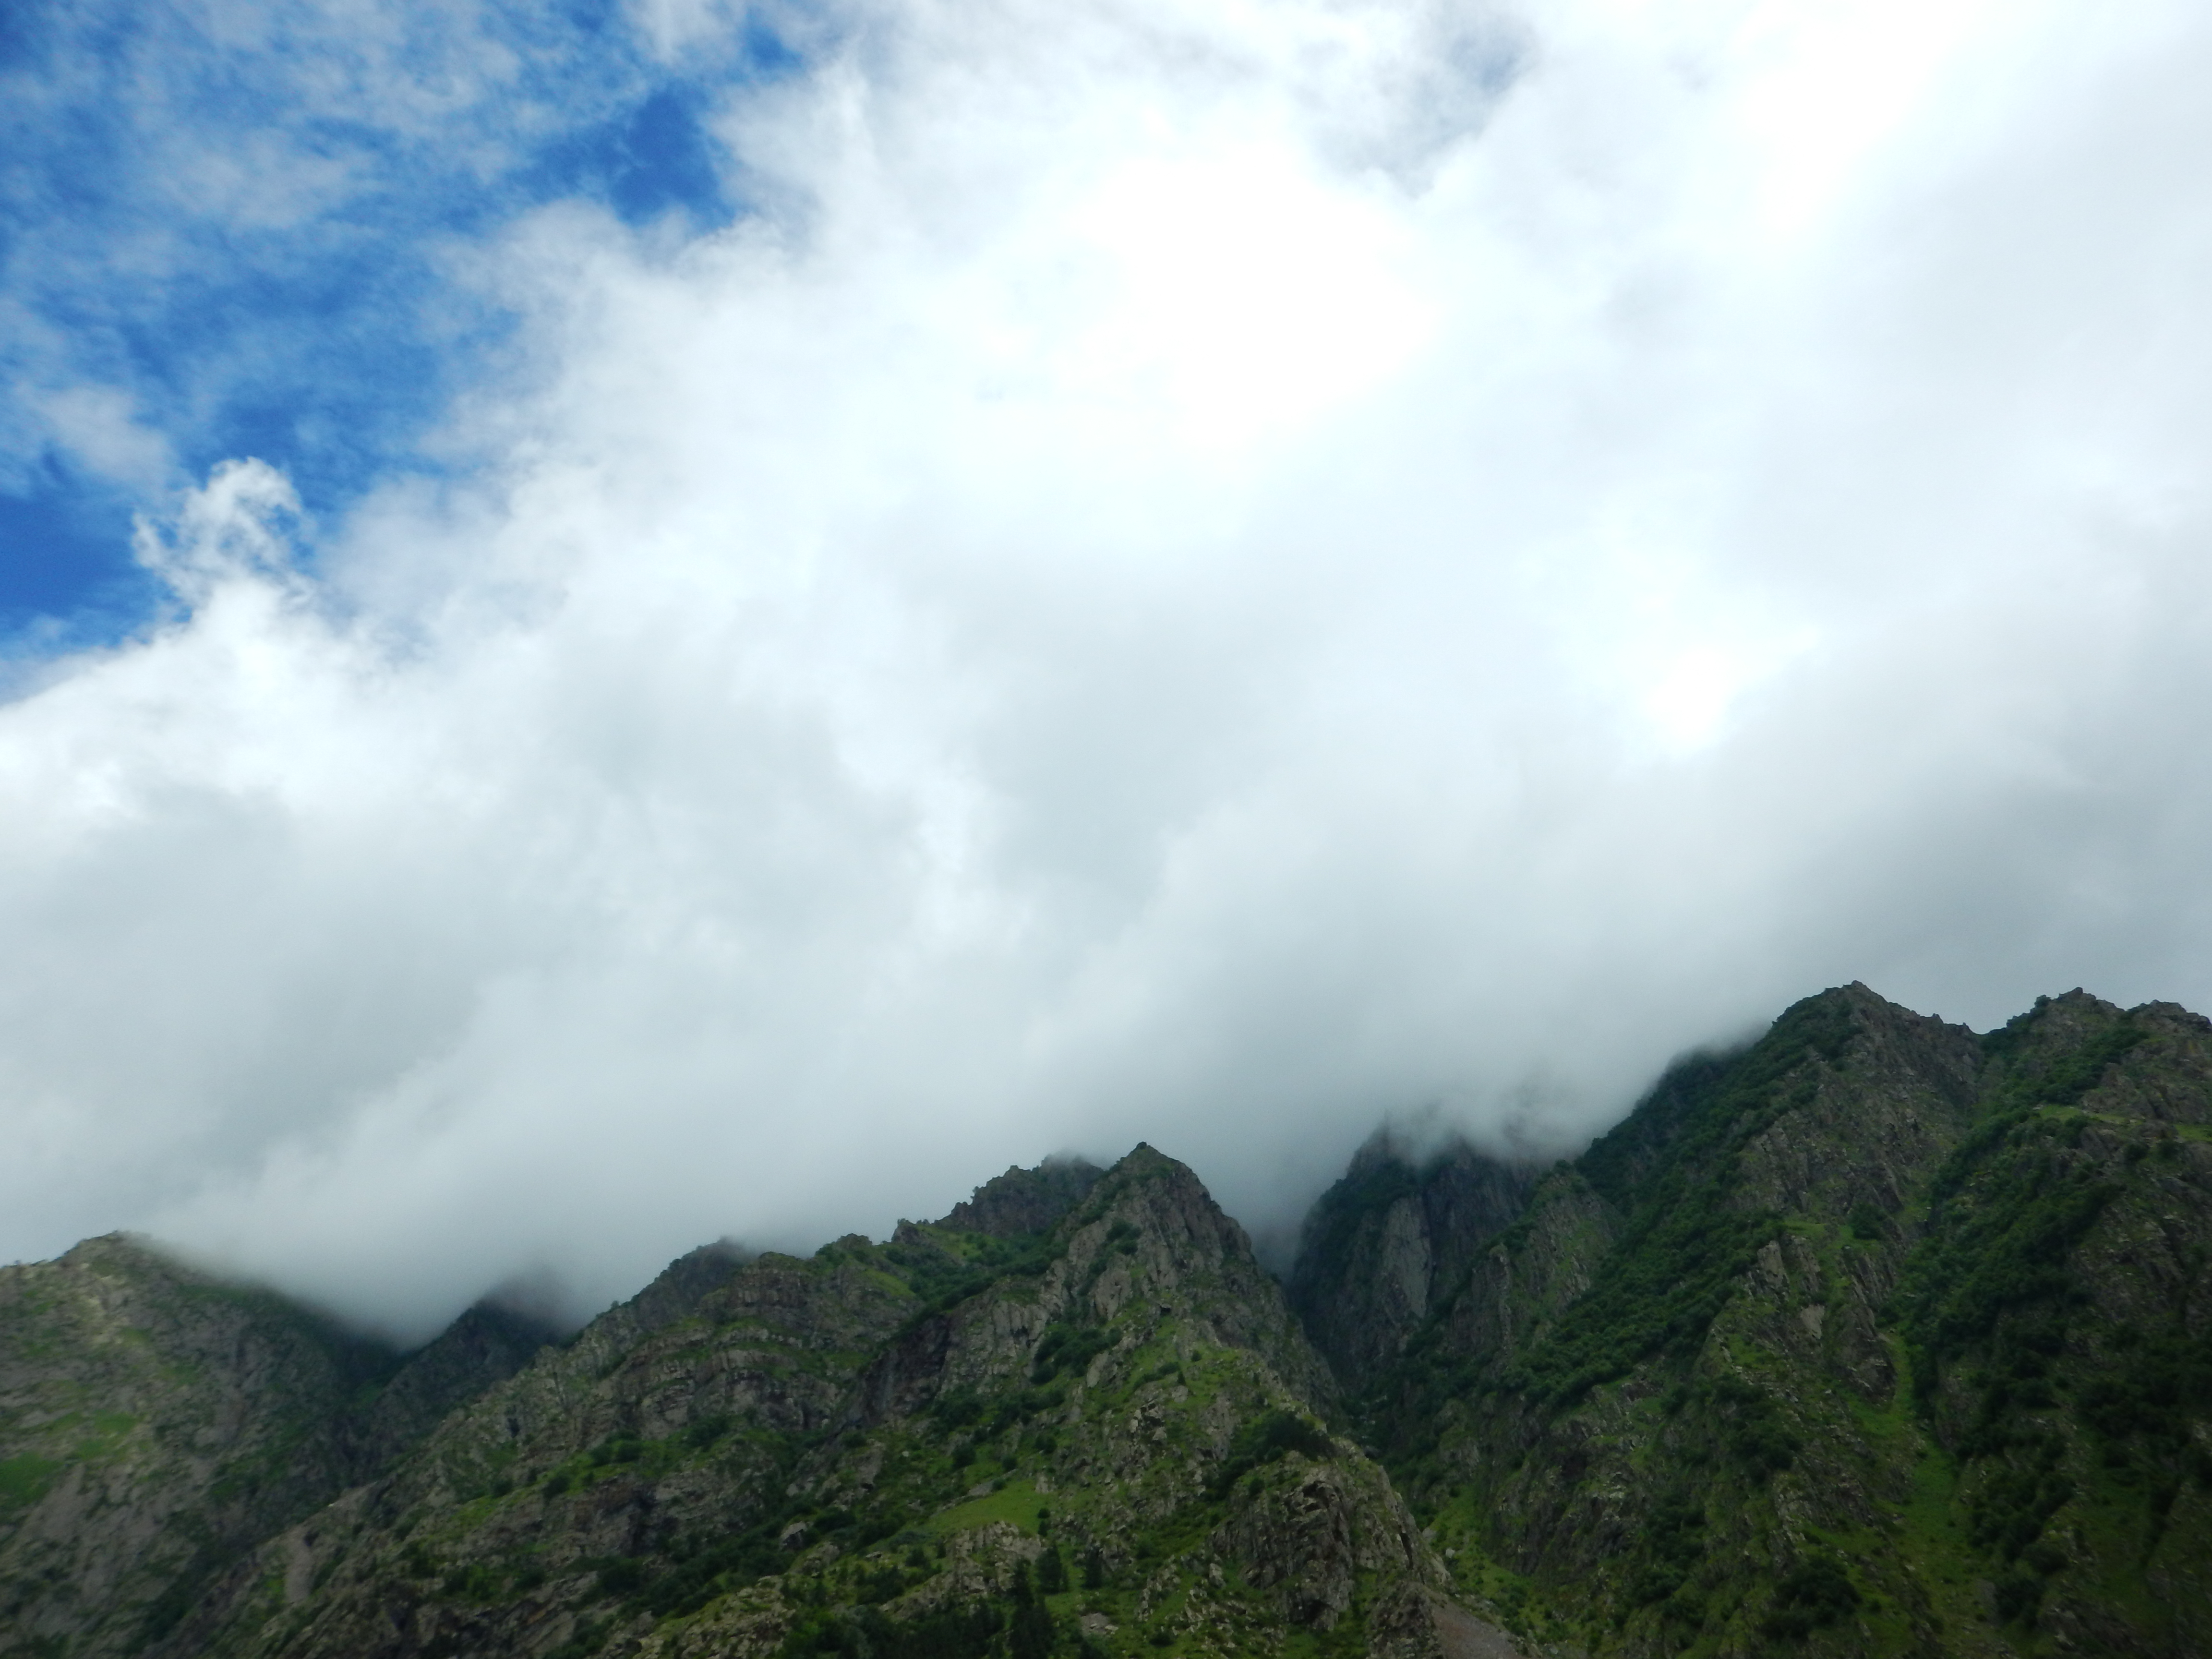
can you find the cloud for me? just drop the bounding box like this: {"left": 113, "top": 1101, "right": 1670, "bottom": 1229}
{"left": 0, "top": 0, "right": 783, "bottom": 638}
{"left": 3, "top": 0, "right": 2212, "bottom": 1338}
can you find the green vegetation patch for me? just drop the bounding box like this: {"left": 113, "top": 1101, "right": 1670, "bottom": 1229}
{"left": 783, "top": 1595, "right": 1022, "bottom": 1659}
{"left": 0, "top": 1451, "right": 61, "bottom": 1509}
{"left": 1872, "top": 1004, "right": 2212, "bottom": 1643}
{"left": 1896, "top": 1111, "right": 2118, "bottom": 1399}
{"left": 2078, "top": 1324, "right": 2212, "bottom": 1487}
{"left": 1623, "top": 1491, "right": 1706, "bottom": 1613}
{"left": 882, "top": 1227, "right": 1067, "bottom": 1321}
{"left": 1977, "top": 1002, "right": 2147, "bottom": 1106}
{"left": 928, "top": 1478, "right": 1049, "bottom": 1535}
{"left": 1031, "top": 1321, "right": 1116, "bottom": 1385}
{"left": 1758, "top": 1554, "right": 1860, "bottom": 1642}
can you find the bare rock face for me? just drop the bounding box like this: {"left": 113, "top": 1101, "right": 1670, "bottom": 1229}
{"left": 355, "top": 1300, "right": 570, "bottom": 1470}
{"left": 1288, "top": 1135, "right": 1538, "bottom": 1393}
{"left": 1212, "top": 1451, "right": 1432, "bottom": 1630}
{"left": 0, "top": 1237, "right": 368, "bottom": 1658}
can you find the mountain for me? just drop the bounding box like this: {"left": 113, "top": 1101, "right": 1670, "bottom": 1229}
{"left": 8, "top": 1148, "right": 1505, "bottom": 1659}
{"left": 5, "top": 983, "right": 2209, "bottom": 1659}
{"left": 1305, "top": 984, "right": 2212, "bottom": 1658}
{"left": 1288, "top": 1134, "right": 1539, "bottom": 1395}
{"left": 0, "top": 1235, "right": 560, "bottom": 1657}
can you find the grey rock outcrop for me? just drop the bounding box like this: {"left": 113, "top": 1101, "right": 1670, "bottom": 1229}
{"left": 1288, "top": 1134, "right": 1537, "bottom": 1392}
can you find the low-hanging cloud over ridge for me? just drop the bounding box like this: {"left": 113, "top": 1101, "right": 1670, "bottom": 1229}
{"left": 5, "top": 0, "right": 2212, "bottom": 1338}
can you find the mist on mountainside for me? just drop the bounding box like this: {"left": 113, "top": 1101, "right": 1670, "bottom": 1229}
{"left": 7, "top": 982, "right": 2207, "bottom": 1659}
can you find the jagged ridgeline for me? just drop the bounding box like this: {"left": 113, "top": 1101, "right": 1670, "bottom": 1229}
{"left": 1296, "top": 985, "right": 2212, "bottom": 1659}
{"left": 8, "top": 986, "right": 2211, "bottom": 1659}
{"left": 2, "top": 1148, "right": 1506, "bottom": 1659}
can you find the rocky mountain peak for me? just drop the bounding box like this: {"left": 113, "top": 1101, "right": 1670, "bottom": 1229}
{"left": 1287, "top": 1132, "right": 1538, "bottom": 1393}
{"left": 939, "top": 1155, "right": 1107, "bottom": 1239}
{"left": 624, "top": 1238, "right": 754, "bottom": 1332}
{"left": 0, "top": 1234, "right": 412, "bottom": 1657}
{"left": 353, "top": 1298, "right": 566, "bottom": 1470}
{"left": 1320, "top": 981, "right": 2212, "bottom": 1656}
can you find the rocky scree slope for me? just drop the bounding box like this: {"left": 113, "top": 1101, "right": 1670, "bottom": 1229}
{"left": 168, "top": 1147, "right": 1503, "bottom": 1659}
{"left": 0, "top": 1235, "right": 558, "bottom": 1659}
{"left": 1315, "top": 985, "right": 2212, "bottom": 1659}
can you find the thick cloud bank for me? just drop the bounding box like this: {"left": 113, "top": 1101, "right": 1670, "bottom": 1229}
{"left": 6, "top": 0, "right": 2212, "bottom": 1337}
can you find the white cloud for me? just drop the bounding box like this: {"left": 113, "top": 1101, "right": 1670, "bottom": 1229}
{"left": 132, "top": 458, "right": 305, "bottom": 603}
{"left": 5, "top": 0, "right": 2212, "bottom": 1336}
{"left": 33, "top": 386, "right": 176, "bottom": 491}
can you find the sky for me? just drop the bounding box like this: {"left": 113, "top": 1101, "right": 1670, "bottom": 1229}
{"left": 4, "top": 0, "right": 2212, "bottom": 1340}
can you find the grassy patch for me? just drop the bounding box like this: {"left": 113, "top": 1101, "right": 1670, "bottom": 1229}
{"left": 0, "top": 1452, "right": 60, "bottom": 1509}
{"left": 929, "top": 1479, "right": 1048, "bottom": 1535}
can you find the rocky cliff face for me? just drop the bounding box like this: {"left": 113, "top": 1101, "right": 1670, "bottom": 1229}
{"left": 1328, "top": 985, "right": 2212, "bottom": 1659}
{"left": 103, "top": 1146, "right": 1507, "bottom": 1659}
{"left": 1289, "top": 1136, "right": 1539, "bottom": 1394}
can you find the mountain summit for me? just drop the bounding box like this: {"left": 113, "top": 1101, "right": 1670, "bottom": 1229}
{"left": 1316, "top": 984, "right": 2212, "bottom": 1656}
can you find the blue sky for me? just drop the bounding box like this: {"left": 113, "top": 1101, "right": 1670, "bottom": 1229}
{"left": 0, "top": 0, "right": 784, "bottom": 651}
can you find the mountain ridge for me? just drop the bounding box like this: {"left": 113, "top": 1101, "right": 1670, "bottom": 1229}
{"left": 1315, "top": 983, "right": 2212, "bottom": 1657}
{"left": 95, "top": 1142, "right": 1490, "bottom": 1659}
{"left": 4, "top": 985, "right": 2210, "bottom": 1659}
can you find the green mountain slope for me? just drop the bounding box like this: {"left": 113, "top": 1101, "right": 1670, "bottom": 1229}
{"left": 168, "top": 1148, "right": 1504, "bottom": 1659}
{"left": 14, "top": 983, "right": 2210, "bottom": 1659}
{"left": 0, "top": 1235, "right": 556, "bottom": 1659}
{"left": 1316, "top": 985, "right": 2212, "bottom": 1659}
